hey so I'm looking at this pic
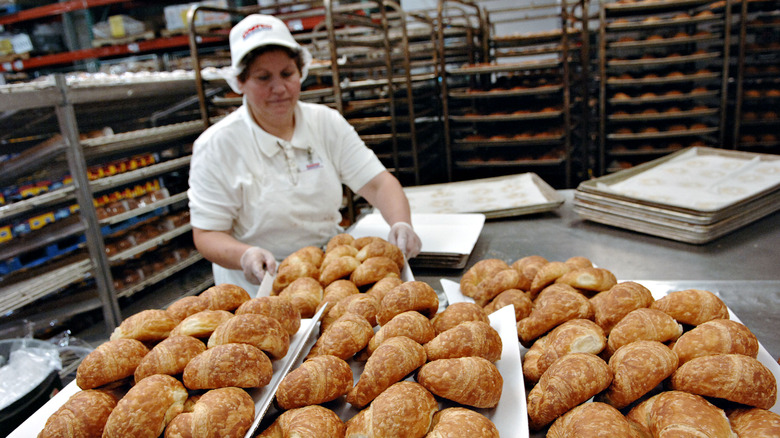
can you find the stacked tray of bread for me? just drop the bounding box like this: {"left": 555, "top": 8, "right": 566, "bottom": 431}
{"left": 441, "top": 254, "right": 780, "bottom": 437}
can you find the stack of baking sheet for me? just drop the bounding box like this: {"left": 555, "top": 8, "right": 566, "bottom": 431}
{"left": 573, "top": 147, "right": 780, "bottom": 244}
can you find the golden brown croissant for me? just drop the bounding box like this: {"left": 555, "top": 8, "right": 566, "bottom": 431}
{"left": 417, "top": 356, "right": 503, "bottom": 408}
{"left": 279, "top": 245, "right": 325, "bottom": 271}
{"left": 326, "top": 233, "right": 355, "bottom": 252}
{"left": 199, "top": 283, "right": 251, "bottom": 311}
{"left": 103, "top": 374, "right": 188, "bottom": 438}
{"left": 529, "top": 261, "right": 574, "bottom": 297}
{"left": 279, "top": 276, "right": 324, "bottom": 318}
{"left": 76, "top": 338, "right": 149, "bottom": 390}
{"left": 590, "top": 281, "right": 654, "bottom": 335}
{"left": 597, "top": 340, "right": 678, "bottom": 409}
{"left": 365, "top": 276, "right": 403, "bottom": 303}
{"left": 320, "top": 293, "right": 380, "bottom": 333}
{"left": 424, "top": 321, "right": 502, "bottom": 363}
{"left": 347, "top": 336, "right": 426, "bottom": 408}
{"left": 671, "top": 318, "right": 758, "bottom": 364}
{"left": 526, "top": 352, "right": 612, "bottom": 430}
{"left": 483, "top": 288, "right": 532, "bottom": 321}
{"left": 350, "top": 256, "right": 401, "bottom": 287}
{"left": 517, "top": 284, "right": 593, "bottom": 347}
{"left": 353, "top": 236, "right": 383, "bottom": 249}
{"left": 547, "top": 401, "right": 639, "bottom": 438}
{"left": 273, "top": 261, "right": 320, "bottom": 294}
{"left": 427, "top": 407, "right": 500, "bottom": 438}
{"left": 606, "top": 308, "right": 683, "bottom": 357}
{"left": 344, "top": 381, "right": 437, "bottom": 438}
{"left": 670, "top": 353, "right": 777, "bottom": 409}
{"left": 522, "top": 334, "right": 549, "bottom": 383}
{"left": 307, "top": 312, "right": 374, "bottom": 360}
{"left": 322, "top": 244, "right": 359, "bottom": 269}
{"left": 564, "top": 256, "right": 593, "bottom": 269}
{"left": 110, "top": 309, "right": 177, "bottom": 342}
{"left": 317, "top": 279, "right": 359, "bottom": 312}
{"left": 626, "top": 390, "right": 734, "bottom": 438}
{"left": 258, "top": 405, "right": 345, "bottom": 438}
{"left": 356, "top": 239, "right": 404, "bottom": 270}
{"left": 38, "top": 389, "right": 118, "bottom": 438}
{"left": 183, "top": 343, "right": 273, "bottom": 390}
{"left": 460, "top": 259, "right": 513, "bottom": 299}
{"left": 511, "top": 255, "right": 548, "bottom": 292}
{"left": 365, "top": 310, "right": 435, "bottom": 357}
{"left": 171, "top": 387, "right": 255, "bottom": 438}
{"left": 235, "top": 295, "right": 301, "bottom": 336}
{"left": 554, "top": 267, "right": 617, "bottom": 293}
{"left": 276, "top": 354, "right": 353, "bottom": 410}
{"left": 535, "top": 318, "right": 607, "bottom": 377}
{"left": 430, "top": 301, "right": 489, "bottom": 335}
{"left": 207, "top": 313, "right": 290, "bottom": 359}
{"left": 650, "top": 289, "right": 729, "bottom": 326}
{"left": 377, "top": 281, "right": 439, "bottom": 325}
{"left": 166, "top": 412, "right": 193, "bottom": 438}
{"left": 170, "top": 310, "right": 233, "bottom": 339}
{"left": 166, "top": 295, "right": 207, "bottom": 323}
{"left": 134, "top": 335, "right": 206, "bottom": 383}
{"left": 318, "top": 255, "right": 360, "bottom": 286}
{"left": 728, "top": 407, "right": 780, "bottom": 438}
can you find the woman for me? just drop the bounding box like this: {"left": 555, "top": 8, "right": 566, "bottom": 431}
{"left": 188, "top": 14, "right": 421, "bottom": 293}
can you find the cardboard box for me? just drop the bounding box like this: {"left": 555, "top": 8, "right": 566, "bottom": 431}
{"left": 163, "top": 0, "right": 229, "bottom": 32}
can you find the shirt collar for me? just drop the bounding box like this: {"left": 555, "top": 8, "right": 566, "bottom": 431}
{"left": 240, "top": 100, "right": 307, "bottom": 157}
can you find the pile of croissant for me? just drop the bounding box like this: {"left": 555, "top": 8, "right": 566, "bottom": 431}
{"left": 459, "top": 254, "right": 780, "bottom": 437}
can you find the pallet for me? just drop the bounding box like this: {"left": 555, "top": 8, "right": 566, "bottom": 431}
{"left": 91, "top": 30, "right": 156, "bottom": 48}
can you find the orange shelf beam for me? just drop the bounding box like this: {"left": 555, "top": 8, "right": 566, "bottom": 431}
{"left": 0, "top": 0, "right": 128, "bottom": 25}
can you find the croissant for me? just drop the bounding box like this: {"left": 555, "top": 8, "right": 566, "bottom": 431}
{"left": 166, "top": 295, "right": 207, "bottom": 323}
{"left": 276, "top": 355, "right": 353, "bottom": 410}
{"left": 76, "top": 338, "right": 149, "bottom": 390}
{"left": 650, "top": 289, "right": 729, "bottom": 326}
{"left": 320, "top": 293, "right": 380, "bottom": 333}
{"left": 273, "top": 260, "right": 319, "bottom": 293}
{"left": 279, "top": 245, "right": 325, "bottom": 271}
{"left": 564, "top": 256, "right": 593, "bottom": 269}
{"left": 353, "top": 236, "right": 383, "bottom": 249}
{"left": 535, "top": 318, "right": 606, "bottom": 377}
{"left": 670, "top": 353, "right": 777, "bottom": 409}
{"left": 318, "top": 255, "right": 360, "bottom": 286}
{"left": 134, "top": 335, "right": 206, "bottom": 383}
{"left": 427, "top": 407, "right": 499, "bottom": 438}
{"left": 279, "top": 276, "right": 323, "bottom": 318}
{"left": 460, "top": 259, "right": 512, "bottom": 299}
{"left": 317, "top": 279, "right": 359, "bottom": 312}
{"left": 235, "top": 295, "right": 301, "bottom": 336}
{"left": 626, "top": 391, "right": 734, "bottom": 438}
{"left": 345, "top": 381, "right": 437, "bottom": 438}
{"left": 183, "top": 343, "right": 273, "bottom": 390}
{"left": 377, "top": 281, "right": 439, "bottom": 325}
{"left": 307, "top": 312, "right": 374, "bottom": 360}
{"left": 38, "top": 389, "right": 118, "bottom": 438}
{"left": 417, "top": 356, "right": 503, "bottom": 408}
{"left": 728, "top": 407, "right": 780, "bottom": 438}
{"left": 529, "top": 261, "right": 573, "bottom": 297}
{"left": 170, "top": 310, "right": 233, "bottom": 339}
{"left": 207, "top": 313, "right": 290, "bottom": 359}
{"left": 554, "top": 267, "right": 617, "bottom": 293}
{"left": 326, "top": 233, "right": 355, "bottom": 252}
{"left": 258, "top": 405, "right": 345, "bottom": 438}
{"left": 606, "top": 308, "right": 683, "bottom": 357}
{"left": 170, "top": 387, "right": 255, "bottom": 438}
{"left": 430, "top": 302, "right": 489, "bottom": 335}
{"left": 522, "top": 334, "right": 549, "bottom": 383}
{"left": 590, "top": 281, "right": 654, "bottom": 335}
{"left": 350, "top": 256, "right": 401, "bottom": 287}
{"left": 424, "top": 321, "right": 502, "bottom": 363}
{"left": 199, "top": 283, "right": 251, "bottom": 311}
{"left": 597, "top": 340, "right": 679, "bottom": 410}
{"left": 365, "top": 310, "right": 435, "bottom": 357}
{"left": 511, "top": 255, "right": 548, "bottom": 292}
{"left": 103, "top": 374, "right": 188, "bottom": 438}
{"left": 322, "top": 244, "right": 359, "bottom": 269}
{"left": 547, "top": 402, "right": 638, "bottom": 438}
{"left": 517, "top": 284, "right": 593, "bottom": 347}
{"left": 365, "top": 276, "right": 403, "bottom": 303}
{"left": 526, "top": 353, "right": 612, "bottom": 430}
{"left": 109, "top": 309, "right": 177, "bottom": 342}
{"left": 671, "top": 318, "right": 758, "bottom": 364}
{"left": 356, "top": 239, "right": 404, "bottom": 270}
{"left": 483, "top": 289, "right": 532, "bottom": 321}
{"left": 347, "top": 336, "right": 426, "bottom": 408}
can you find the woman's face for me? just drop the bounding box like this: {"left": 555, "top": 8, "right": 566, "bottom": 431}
{"left": 238, "top": 48, "right": 301, "bottom": 127}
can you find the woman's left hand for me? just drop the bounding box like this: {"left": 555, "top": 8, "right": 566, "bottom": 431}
{"left": 388, "top": 222, "right": 422, "bottom": 259}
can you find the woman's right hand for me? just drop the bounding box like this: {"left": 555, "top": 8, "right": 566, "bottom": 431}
{"left": 240, "top": 247, "right": 277, "bottom": 284}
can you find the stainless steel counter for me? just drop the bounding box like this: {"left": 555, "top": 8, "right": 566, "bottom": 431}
{"left": 413, "top": 190, "right": 780, "bottom": 358}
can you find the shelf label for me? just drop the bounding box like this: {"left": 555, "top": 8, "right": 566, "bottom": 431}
{"left": 128, "top": 43, "right": 140, "bottom": 53}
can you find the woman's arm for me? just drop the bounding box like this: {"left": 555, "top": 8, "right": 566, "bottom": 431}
{"left": 192, "top": 227, "right": 276, "bottom": 283}
{"left": 357, "top": 171, "right": 422, "bottom": 257}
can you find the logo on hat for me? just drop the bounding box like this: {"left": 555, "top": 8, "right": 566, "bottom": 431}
{"left": 243, "top": 23, "right": 273, "bottom": 40}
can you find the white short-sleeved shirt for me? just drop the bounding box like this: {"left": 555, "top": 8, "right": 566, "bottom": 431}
{"left": 188, "top": 100, "right": 385, "bottom": 292}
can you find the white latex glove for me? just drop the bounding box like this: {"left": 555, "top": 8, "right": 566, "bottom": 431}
{"left": 239, "top": 247, "right": 277, "bottom": 285}
{"left": 388, "top": 222, "right": 422, "bottom": 259}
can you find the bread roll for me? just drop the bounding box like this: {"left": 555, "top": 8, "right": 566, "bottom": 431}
{"left": 598, "top": 340, "right": 678, "bottom": 409}
{"left": 318, "top": 255, "right": 360, "bottom": 286}
{"left": 110, "top": 309, "right": 177, "bottom": 342}
{"left": 320, "top": 293, "right": 379, "bottom": 333}
{"left": 427, "top": 407, "right": 499, "bottom": 438}
{"left": 76, "top": 338, "right": 149, "bottom": 390}
{"left": 307, "top": 312, "right": 374, "bottom": 360}
{"left": 517, "top": 284, "right": 593, "bottom": 347}
{"left": 186, "top": 387, "right": 255, "bottom": 438}
{"left": 590, "top": 281, "right": 654, "bottom": 335}
{"left": 103, "top": 374, "right": 188, "bottom": 438}
{"left": 200, "top": 283, "right": 251, "bottom": 311}
{"left": 345, "top": 381, "right": 437, "bottom": 438}
{"left": 529, "top": 261, "right": 574, "bottom": 296}
{"left": 554, "top": 267, "right": 617, "bottom": 293}
{"left": 431, "top": 302, "right": 489, "bottom": 335}
{"left": 207, "top": 313, "right": 289, "bottom": 359}
{"left": 728, "top": 408, "right": 780, "bottom": 438}
{"left": 258, "top": 405, "right": 345, "bottom": 438}
{"left": 350, "top": 256, "right": 401, "bottom": 287}
{"left": 183, "top": 343, "right": 273, "bottom": 389}
{"left": 38, "top": 389, "right": 118, "bottom": 438}
{"left": 670, "top": 353, "right": 777, "bottom": 409}
{"left": 650, "top": 289, "right": 729, "bottom": 326}
{"left": 547, "top": 402, "right": 638, "bottom": 438}
{"left": 424, "top": 321, "right": 502, "bottom": 363}
{"left": 166, "top": 296, "right": 207, "bottom": 323}
{"left": 511, "top": 255, "right": 548, "bottom": 292}
{"left": 535, "top": 318, "right": 607, "bottom": 377}
{"left": 365, "top": 310, "right": 435, "bottom": 357}
{"left": 276, "top": 355, "right": 353, "bottom": 410}
{"left": 347, "top": 336, "right": 426, "bottom": 408}
{"left": 377, "top": 281, "right": 439, "bottom": 325}
{"left": 417, "top": 356, "right": 503, "bottom": 408}
{"left": 626, "top": 391, "right": 734, "bottom": 438}
{"left": 273, "top": 261, "right": 319, "bottom": 293}
{"left": 671, "top": 319, "right": 758, "bottom": 364}
{"left": 279, "top": 276, "right": 323, "bottom": 318}
{"left": 134, "top": 335, "right": 206, "bottom": 383}
{"left": 483, "top": 289, "right": 532, "bottom": 321}
{"left": 170, "top": 310, "right": 233, "bottom": 339}
{"left": 356, "top": 239, "right": 404, "bottom": 270}
{"left": 606, "top": 308, "right": 683, "bottom": 357}
{"left": 235, "top": 295, "right": 301, "bottom": 335}
{"left": 527, "top": 353, "right": 612, "bottom": 430}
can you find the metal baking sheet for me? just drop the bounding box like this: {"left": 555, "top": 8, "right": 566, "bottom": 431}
{"left": 454, "top": 134, "right": 565, "bottom": 147}
{"left": 608, "top": 33, "right": 720, "bottom": 49}
{"left": 449, "top": 59, "right": 560, "bottom": 75}
{"left": 455, "top": 157, "right": 566, "bottom": 170}
{"left": 609, "top": 90, "right": 718, "bottom": 105}
{"left": 608, "top": 108, "right": 718, "bottom": 121}
{"left": 450, "top": 111, "right": 563, "bottom": 122}
{"left": 608, "top": 52, "right": 720, "bottom": 67}
{"left": 606, "top": 14, "right": 722, "bottom": 31}
{"left": 607, "top": 126, "right": 718, "bottom": 140}
{"left": 449, "top": 86, "right": 562, "bottom": 99}
{"left": 607, "top": 72, "right": 720, "bottom": 86}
